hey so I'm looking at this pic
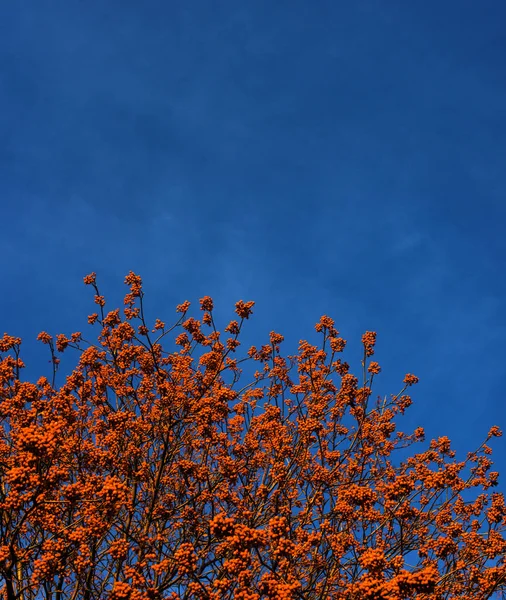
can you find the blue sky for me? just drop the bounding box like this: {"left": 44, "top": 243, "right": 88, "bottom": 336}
{"left": 1, "top": 1, "right": 505, "bottom": 478}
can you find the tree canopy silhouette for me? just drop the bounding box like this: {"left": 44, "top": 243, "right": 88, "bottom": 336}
{"left": 0, "top": 272, "right": 504, "bottom": 599}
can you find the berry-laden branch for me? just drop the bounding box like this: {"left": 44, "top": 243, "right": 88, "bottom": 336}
{"left": 0, "top": 272, "right": 504, "bottom": 599}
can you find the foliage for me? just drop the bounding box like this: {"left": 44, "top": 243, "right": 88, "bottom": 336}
{"left": 0, "top": 272, "right": 504, "bottom": 599}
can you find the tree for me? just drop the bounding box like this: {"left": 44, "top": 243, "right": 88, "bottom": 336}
{"left": 0, "top": 271, "right": 504, "bottom": 600}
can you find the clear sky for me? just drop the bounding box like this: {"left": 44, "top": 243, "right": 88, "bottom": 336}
{"left": 1, "top": 2, "right": 505, "bottom": 478}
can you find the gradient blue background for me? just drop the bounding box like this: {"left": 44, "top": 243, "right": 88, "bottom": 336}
{"left": 1, "top": 2, "right": 505, "bottom": 479}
